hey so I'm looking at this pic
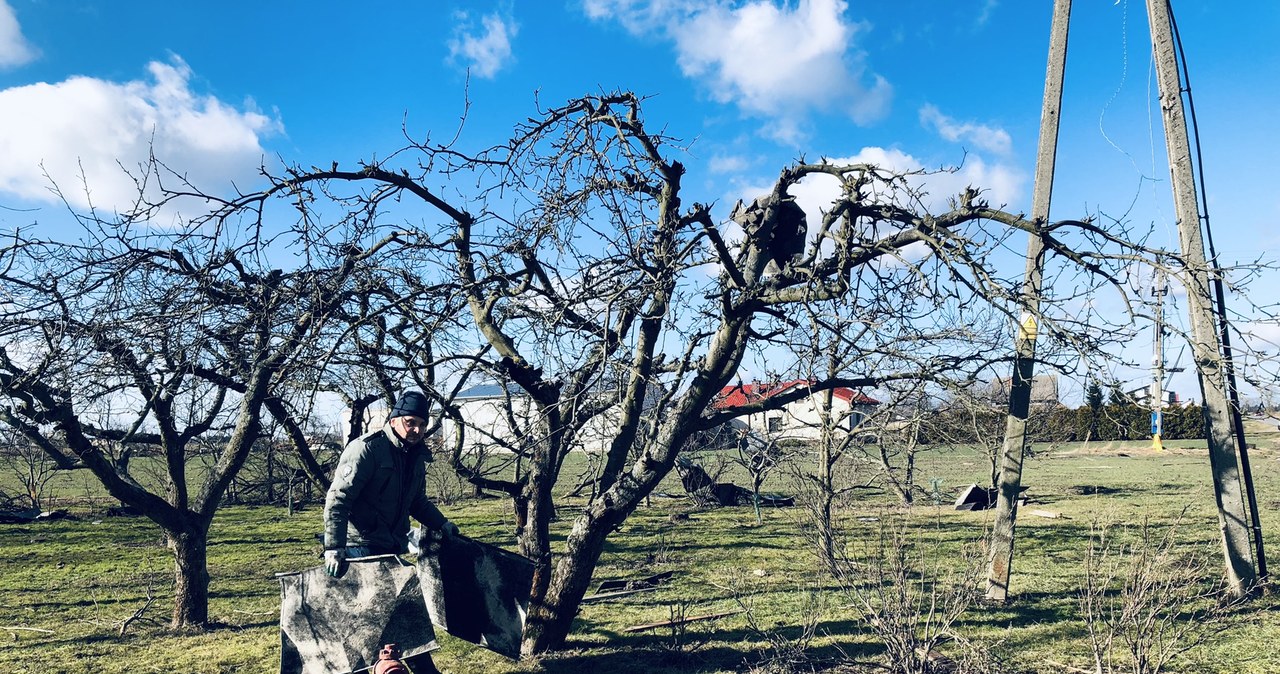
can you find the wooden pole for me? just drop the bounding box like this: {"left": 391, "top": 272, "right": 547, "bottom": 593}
{"left": 1146, "top": 0, "right": 1256, "bottom": 595}
{"left": 985, "top": 0, "right": 1071, "bottom": 603}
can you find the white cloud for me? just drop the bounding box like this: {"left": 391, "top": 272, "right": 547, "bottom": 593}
{"left": 0, "top": 0, "right": 37, "bottom": 68}
{"left": 976, "top": 0, "right": 998, "bottom": 29}
{"left": 0, "top": 57, "right": 280, "bottom": 216}
{"left": 919, "top": 103, "right": 1012, "bottom": 156}
{"left": 709, "top": 153, "right": 751, "bottom": 174}
{"left": 581, "top": 0, "right": 690, "bottom": 33}
{"left": 585, "top": 0, "right": 891, "bottom": 142}
{"left": 715, "top": 145, "right": 1025, "bottom": 264}
{"left": 793, "top": 146, "right": 1024, "bottom": 214}
{"left": 448, "top": 12, "right": 517, "bottom": 79}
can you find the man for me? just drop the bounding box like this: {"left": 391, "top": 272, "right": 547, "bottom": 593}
{"left": 324, "top": 390, "right": 459, "bottom": 573}
{"left": 323, "top": 391, "right": 458, "bottom": 674}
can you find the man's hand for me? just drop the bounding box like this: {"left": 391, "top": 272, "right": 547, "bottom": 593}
{"left": 440, "top": 521, "right": 460, "bottom": 538}
{"left": 324, "top": 549, "right": 347, "bottom": 578}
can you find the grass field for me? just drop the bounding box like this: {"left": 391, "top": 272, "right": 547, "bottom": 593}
{"left": 5, "top": 424, "right": 1280, "bottom": 673}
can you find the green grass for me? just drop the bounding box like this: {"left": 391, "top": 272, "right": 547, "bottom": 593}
{"left": 5, "top": 430, "right": 1280, "bottom": 673}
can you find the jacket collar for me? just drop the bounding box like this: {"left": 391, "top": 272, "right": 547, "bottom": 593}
{"left": 382, "top": 424, "right": 433, "bottom": 462}
{"left": 382, "top": 425, "right": 417, "bottom": 450}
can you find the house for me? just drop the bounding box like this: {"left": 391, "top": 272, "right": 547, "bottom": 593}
{"left": 439, "top": 383, "right": 625, "bottom": 455}
{"left": 988, "top": 375, "right": 1060, "bottom": 407}
{"left": 709, "top": 380, "right": 880, "bottom": 443}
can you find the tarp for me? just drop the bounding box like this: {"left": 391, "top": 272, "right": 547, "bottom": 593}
{"left": 278, "top": 556, "right": 437, "bottom": 674}
{"left": 416, "top": 535, "right": 535, "bottom": 660}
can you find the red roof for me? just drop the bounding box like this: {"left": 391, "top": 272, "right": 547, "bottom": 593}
{"left": 712, "top": 380, "right": 879, "bottom": 410}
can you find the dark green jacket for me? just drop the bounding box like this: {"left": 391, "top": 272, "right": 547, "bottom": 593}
{"left": 323, "top": 426, "right": 447, "bottom": 553}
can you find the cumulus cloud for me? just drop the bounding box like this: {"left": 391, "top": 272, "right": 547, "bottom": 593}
{"left": 448, "top": 12, "right": 517, "bottom": 78}
{"left": 729, "top": 146, "right": 1023, "bottom": 220}
{"left": 919, "top": 103, "right": 1012, "bottom": 156}
{"left": 0, "top": 0, "right": 37, "bottom": 68}
{"left": 584, "top": 0, "right": 891, "bottom": 142}
{"left": 0, "top": 57, "right": 280, "bottom": 216}
{"left": 702, "top": 145, "right": 1026, "bottom": 283}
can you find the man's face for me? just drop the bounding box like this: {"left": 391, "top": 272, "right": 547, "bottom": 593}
{"left": 389, "top": 415, "right": 427, "bottom": 445}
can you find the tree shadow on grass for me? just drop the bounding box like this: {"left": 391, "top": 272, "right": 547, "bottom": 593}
{"left": 539, "top": 634, "right": 883, "bottom": 674}
{"left": 554, "top": 614, "right": 885, "bottom": 673}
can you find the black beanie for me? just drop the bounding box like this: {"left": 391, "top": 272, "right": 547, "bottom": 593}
{"left": 390, "top": 391, "right": 430, "bottom": 419}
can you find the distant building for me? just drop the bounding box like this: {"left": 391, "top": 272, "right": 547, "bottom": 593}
{"left": 438, "top": 383, "right": 632, "bottom": 455}
{"left": 709, "top": 380, "right": 880, "bottom": 442}
{"left": 989, "top": 375, "right": 1060, "bottom": 407}
{"left": 1127, "top": 384, "right": 1182, "bottom": 408}
{"left": 340, "top": 403, "right": 390, "bottom": 443}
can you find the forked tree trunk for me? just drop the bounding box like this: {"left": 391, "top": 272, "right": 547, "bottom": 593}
{"left": 520, "top": 501, "right": 623, "bottom": 654}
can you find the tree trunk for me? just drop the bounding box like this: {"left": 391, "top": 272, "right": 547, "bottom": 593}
{"left": 266, "top": 442, "right": 276, "bottom": 504}
{"left": 518, "top": 460, "right": 557, "bottom": 637}
{"left": 814, "top": 452, "right": 838, "bottom": 573}
{"left": 520, "top": 505, "right": 617, "bottom": 655}
{"left": 166, "top": 517, "right": 211, "bottom": 629}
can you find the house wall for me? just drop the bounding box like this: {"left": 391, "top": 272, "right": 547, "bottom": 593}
{"left": 737, "top": 393, "right": 870, "bottom": 442}
{"left": 439, "top": 397, "right": 619, "bottom": 455}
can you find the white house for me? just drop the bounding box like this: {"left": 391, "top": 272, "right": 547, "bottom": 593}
{"left": 709, "top": 380, "right": 880, "bottom": 443}
{"left": 439, "top": 383, "right": 624, "bottom": 455}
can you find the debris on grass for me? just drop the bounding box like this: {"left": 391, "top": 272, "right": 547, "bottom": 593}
{"left": 953, "top": 484, "right": 1027, "bottom": 511}
{"left": 593, "top": 570, "right": 674, "bottom": 594}
{"left": 580, "top": 587, "right": 658, "bottom": 603}
{"left": 622, "top": 609, "right": 742, "bottom": 633}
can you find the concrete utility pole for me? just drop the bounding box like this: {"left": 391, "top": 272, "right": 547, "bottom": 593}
{"left": 1146, "top": 0, "right": 1256, "bottom": 595}
{"left": 985, "top": 0, "right": 1070, "bottom": 603}
{"left": 1152, "top": 267, "right": 1167, "bottom": 452}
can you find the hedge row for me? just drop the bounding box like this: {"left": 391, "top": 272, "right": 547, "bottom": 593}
{"left": 919, "top": 404, "right": 1205, "bottom": 444}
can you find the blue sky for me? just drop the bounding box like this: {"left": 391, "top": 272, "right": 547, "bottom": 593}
{"left": 1, "top": 0, "right": 1276, "bottom": 405}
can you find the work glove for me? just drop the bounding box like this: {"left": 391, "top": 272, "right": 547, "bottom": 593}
{"left": 407, "top": 526, "right": 425, "bottom": 555}
{"left": 440, "top": 520, "right": 459, "bottom": 538}
{"left": 324, "top": 549, "right": 348, "bottom": 578}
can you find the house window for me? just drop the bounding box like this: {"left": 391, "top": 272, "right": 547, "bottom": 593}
{"left": 767, "top": 417, "right": 782, "bottom": 432}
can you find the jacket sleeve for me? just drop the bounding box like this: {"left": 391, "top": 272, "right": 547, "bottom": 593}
{"left": 410, "top": 482, "right": 448, "bottom": 531}
{"left": 323, "top": 439, "right": 374, "bottom": 549}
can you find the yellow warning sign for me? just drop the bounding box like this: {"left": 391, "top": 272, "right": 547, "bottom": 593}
{"left": 1017, "top": 314, "right": 1038, "bottom": 342}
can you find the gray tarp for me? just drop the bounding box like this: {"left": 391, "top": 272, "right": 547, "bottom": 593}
{"left": 277, "top": 538, "right": 535, "bottom": 670}
{"left": 416, "top": 535, "right": 535, "bottom": 660}
{"left": 278, "top": 555, "right": 438, "bottom": 674}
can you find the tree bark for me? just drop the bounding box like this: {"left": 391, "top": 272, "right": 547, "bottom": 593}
{"left": 167, "top": 517, "right": 211, "bottom": 629}
{"left": 521, "top": 478, "right": 639, "bottom": 654}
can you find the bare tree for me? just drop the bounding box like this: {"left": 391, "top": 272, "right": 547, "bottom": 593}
{"left": 215, "top": 92, "right": 1154, "bottom": 654}
{"left": 0, "top": 177, "right": 410, "bottom": 628}
{"left": 727, "top": 430, "right": 785, "bottom": 524}
{"left": 0, "top": 425, "right": 59, "bottom": 509}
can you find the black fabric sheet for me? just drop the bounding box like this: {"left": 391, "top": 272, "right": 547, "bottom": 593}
{"left": 416, "top": 535, "right": 534, "bottom": 660}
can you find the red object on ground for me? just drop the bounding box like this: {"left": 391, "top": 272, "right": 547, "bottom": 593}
{"left": 373, "top": 643, "right": 409, "bottom": 674}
